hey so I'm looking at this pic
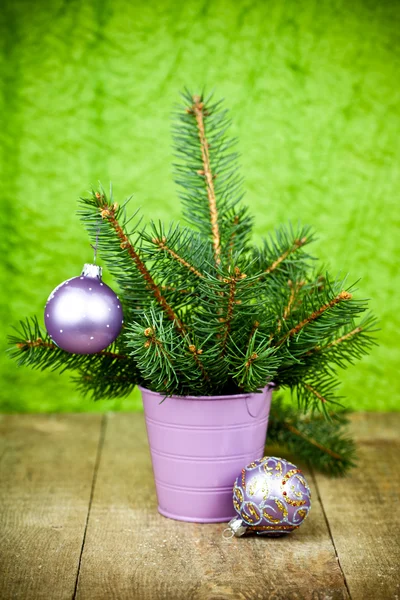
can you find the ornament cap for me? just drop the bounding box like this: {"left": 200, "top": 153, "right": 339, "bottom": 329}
{"left": 227, "top": 516, "right": 248, "bottom": 537}
{"left": 81, "top": 263, "right": 102, "bottom": 280}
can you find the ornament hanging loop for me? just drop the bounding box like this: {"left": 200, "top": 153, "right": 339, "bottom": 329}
{"left": 90, "top": 219, "right": 102, "bottom": 263}
{"left": 222, "top": 527, "right": 235, "bottom": 540}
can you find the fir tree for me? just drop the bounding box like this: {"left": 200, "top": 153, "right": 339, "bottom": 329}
{"left": 9, "top": 91, "right": 378, "bottom": 475}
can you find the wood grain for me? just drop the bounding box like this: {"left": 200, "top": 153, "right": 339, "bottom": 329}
{"left": 1, "top": 412, "right": 397, "bottom": 599}
{"left": 313, "top": 413, "right": 400, "bottom": 600}
{"left": 76, "top": 412, "right": 348, "bottom": 600}
{"left": 0, "top": 414, "right": 103, "bottom": 600}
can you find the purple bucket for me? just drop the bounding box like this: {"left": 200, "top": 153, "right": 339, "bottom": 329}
{"left": 139, "top": 385, "right": 273, "bottom": 523}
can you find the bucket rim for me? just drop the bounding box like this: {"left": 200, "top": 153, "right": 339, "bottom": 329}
{"left": 138, "top": 383, "right": 276, "bottom": 402}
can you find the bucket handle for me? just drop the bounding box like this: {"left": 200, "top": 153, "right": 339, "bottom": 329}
{"left": 245, "top": 384, "right": 275, "bottom": 418}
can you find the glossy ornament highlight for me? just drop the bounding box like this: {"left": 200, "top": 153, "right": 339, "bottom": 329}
{"left": 44, "top": 264, "right": 123, "bottom": 354}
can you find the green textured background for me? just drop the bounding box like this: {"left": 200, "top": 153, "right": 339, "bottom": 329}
{"left": 1, "top": 0, "right": 399, "bottom": 413}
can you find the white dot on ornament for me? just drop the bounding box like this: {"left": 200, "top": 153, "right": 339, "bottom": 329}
{"left": 90, "top": 336, "right": 94, "bottom": 340}
{"left": 46, "top": 314, "right": 49, "bottom": 317}
{"left": 100, "top": 283, "right": 103, "bottom": 286}
{"left": 89, "top": 287, "right": 92, "bottom": 291}
{"left": 80, "top": 277, "right": 84, "bottom": 280}
{"left": 106, "top": 324, "right": 110, "bottom": 328}
{"left": 60, "top": 330, "right": 63, "bottom": 333}
{"left": 117, "top": 305, "right": 120, "bottom": 308}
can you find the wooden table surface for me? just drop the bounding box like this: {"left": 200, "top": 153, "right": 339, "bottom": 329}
{"left": 0, "top": 412, "right": 399, "bottom": 600}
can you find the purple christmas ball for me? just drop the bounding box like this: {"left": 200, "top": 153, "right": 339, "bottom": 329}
{"left": 44, "top": 264, "right": 123, "bottom": 354}
{"left": 229, "top": 456, "right": 311, "bottom": 537}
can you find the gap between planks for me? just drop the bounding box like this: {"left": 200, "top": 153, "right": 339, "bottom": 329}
{"left": 73, "top": 413, "right": 108, "bottom": 600}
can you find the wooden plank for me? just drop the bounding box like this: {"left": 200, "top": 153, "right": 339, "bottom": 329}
{"left": 314, "top": 413, "right": 400, "bottom": 600}
{"left": 76, "top": 412, "right": 348, "bottom": 600}
{"left": 0, "top": 414, "right": 103, "bottom": 600}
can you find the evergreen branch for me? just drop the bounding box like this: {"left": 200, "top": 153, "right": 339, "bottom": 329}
{"left": 268, "top": 397, "right": 357, "bottom": 476}
{"left": 151, "top": 235, "right": 204, "bottom": 278}
{"left": 228, "top": 330, "right": 281, "bottom": 391}
{"left": 187, "top": 343, "right": 210, "bottom": 383}
{"left": 221, "top": 267, "right": 246, "bottom": 354}
{"left": 328, "top": 326, "right": 363, "bottom": 347}
{"left": 295, "top": 376, "right": 343, "bottom": 414}
{"left": 174, "top": 91, "right": 253, "bottom": 267}
{"left": 303, "top": 383, "right": 327, "bottom": 404}
{"left": 161, "top": 285, "right": 193, "bottom": 295}
{"left": 127, "top": 310, "right": 210, "bottom": 395}
{"left": 73, "top": 371, "right": 137, "bottom": 401}
{"left": 263, "top": 236, "right": 308, "bottom": 276}
{"left": 251, "top": 224, "right": 315, "bottom": 280}
{"left": 283, "top": 279, "right": 305, "bottom": 320}
{"left": 283, "top": 280, "right": 297, "bottom": 320}
{"left": 278, "top": 290, "right": 352, "bottom": 344}
{"left": 9, "top": 318, "right": 140, "bottom": 397}
{"left": 189, "top": 95, "right": 221, "bottom": 265}
{"left": 302, "top": 313, "right": 378, "bottom": 367}
{"left": 16, "top": 337, "right": 127, "bottom": 361}
{"left": 283, "top": 423, "right": 344, "bottom": 461}
{"left": 277, "top": 279, "right": 305, "bottom": 333}
{"left": 248, "top": 320, "right": 260, "bottom": 344}
{"left": 93, "top": 191, "right": 187, "bottom": 336}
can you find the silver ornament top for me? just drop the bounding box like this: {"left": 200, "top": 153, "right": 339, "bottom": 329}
{"left": 227, "top": 516, "right": 248, "bottom": 537}
{"left": 81, "top": 264, "right": 102, "bottom": 280}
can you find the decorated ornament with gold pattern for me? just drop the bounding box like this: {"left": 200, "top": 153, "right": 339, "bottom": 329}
{"left": 227, "top": 456, "right": 311, "bottom": 537}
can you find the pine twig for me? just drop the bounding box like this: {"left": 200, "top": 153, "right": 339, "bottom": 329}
{"left": 268, "top": 397, "right": 357, "bottom": 475}
{"left": 97, "top": 197, "right": 186, "bottom": 336}
{"left": 284, "top": 422, "right": 344, "bottom": 461}
{"left": 17, "top": 337, "right": 127, "bottom": 360}
{"left": 188, "top": 343, "right": 209, "bottom": 382}
{"left": 152, "top": 236, "right": 204, "bottom": 278}
{"left": 279, "top": 290, "right": 352, "bottom": 344}
{"left": 262, "top": 237, "right": 308, "bottom": 277}
{"left": 190, "top": 95, "right": 221, "bottom": 265}
{"left": 277, "top": 279, "right": 305, "bottom": 333}
{"left": 328, "top": 326, "right": 363, "bottom": 347}
{"left": 221, "top": 267, "right": 246, "bottom": 354}
{"left": 161, "top": 285, "right": 193, "bottom": 295}
{"left": 303, "top": 382, "right": 327, "bottom": 404}
{"left": 305, "top": 325, "right": 364, "bottom": 356}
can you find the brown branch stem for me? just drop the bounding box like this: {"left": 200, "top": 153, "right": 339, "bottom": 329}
{"left": 152, "top": 237, "right": 204, "bottom": 278}
{"left": 221, "top": 268, "right": 245, "bottom": 354}
{"left": 99, "top": 203, "right": 186, "bottom": 336}
{"left": 17, "top": 338, "right": 127, "bottom": 360}
{"left": 303, "top": 383, "right": 327, "bottom": 404}
{"left": 262, "top": 237, "right": 308, "bottom": 278}
{"left": 277, "top": 280, "right": 304, "bottom": 333}
{"left": 328, "top": 326, "right": 363, "bottom": 347}
{"left": 191, "top": 96, "right": 221, "bottom": 266}
{"left": 284, "top": 423, "right": 344, "bottom": 461}
{"left": 278, "top": 291, "right": 352, "bottom": 345}
{"left": 305, "top": 325, "right": 364, "bottom": 356}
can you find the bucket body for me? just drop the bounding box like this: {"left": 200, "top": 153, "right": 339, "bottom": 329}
{"left": 140, "top": 385, "right": 273, "bottom": 523}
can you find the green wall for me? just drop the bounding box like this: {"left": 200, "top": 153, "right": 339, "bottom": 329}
{"left": 1, "top": 0, "right": 399, "bottom": 412}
